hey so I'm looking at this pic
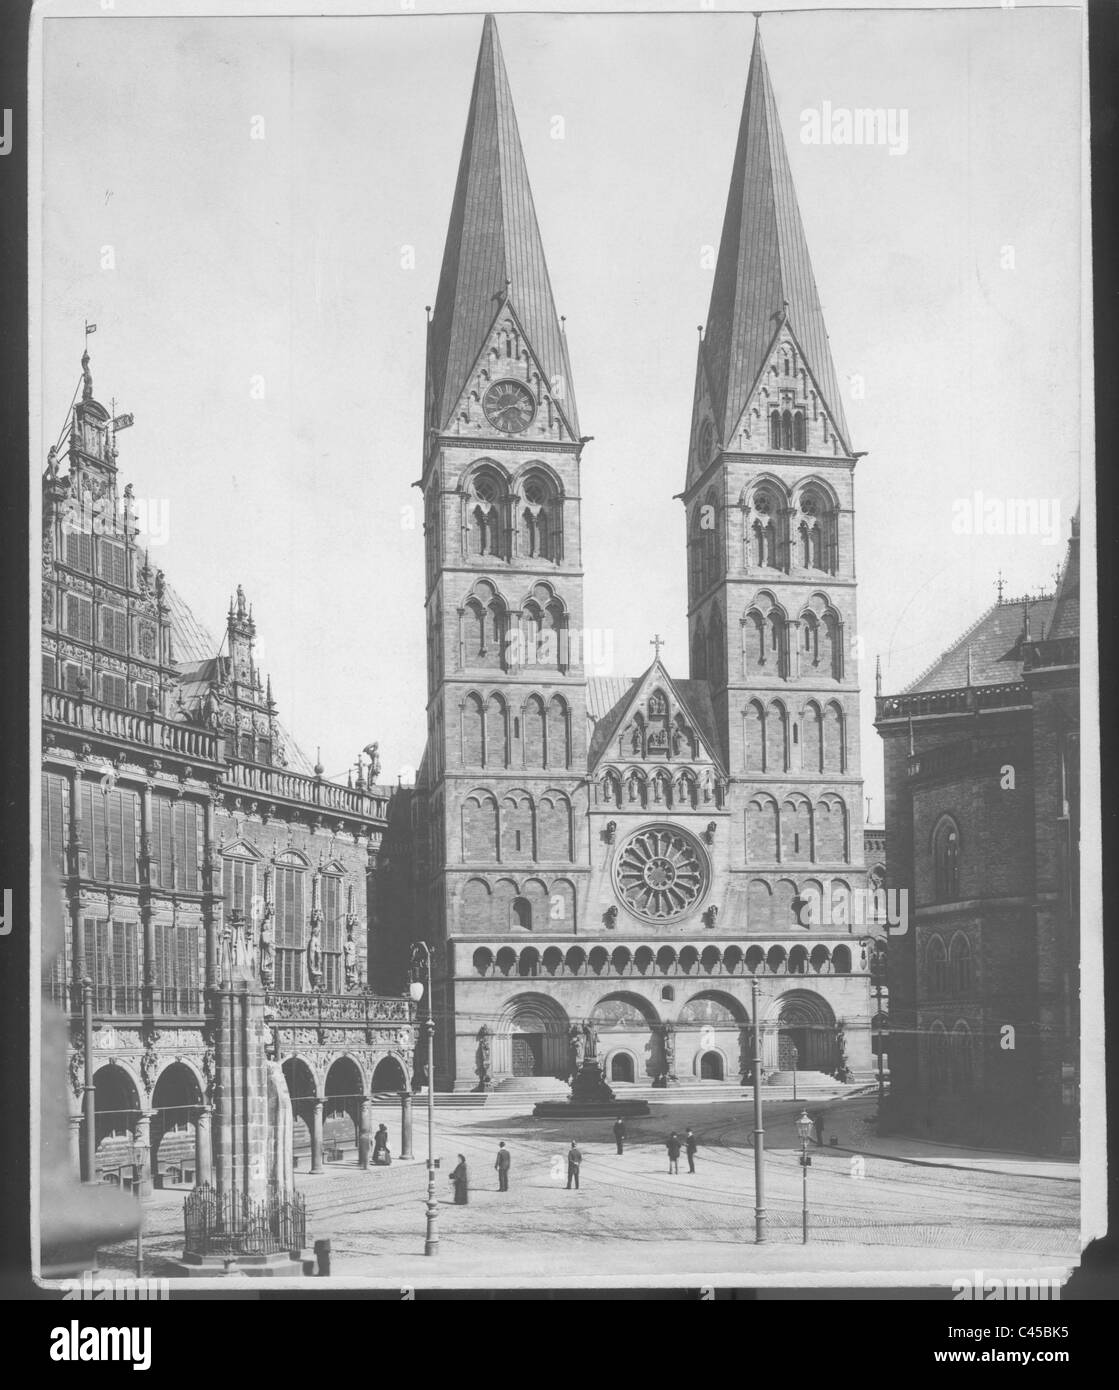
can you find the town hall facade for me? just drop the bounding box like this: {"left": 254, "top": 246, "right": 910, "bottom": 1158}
{"left": 409, "top": 18, "right": 885, "bottom": 1091}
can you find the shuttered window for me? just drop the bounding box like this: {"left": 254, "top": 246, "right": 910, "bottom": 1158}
{"left": 63, "top": 662, "right": 86, "bottom": 693}
{"left": 65, "top": 530, "right": 92, "bottom": 573}
{"left": 151, "top": 797, "right": 201, "bottom": 892}
{"left": 65, "top": 594, "right": 92, "bottom": 642}
{"left": 100, "top": 606, "right": 128, "bottom": 653}
{"left": 42, "top": 653, "right": 56, "bottom": 690}
{"left": 153, "top": 922, "right": 201, "bottom": 1014}
{"left": 132, "top": 681, "right": 152, "bottom": 712}
{"left": 223, "top": 855, "right": 256, "bottom": 919}
{"left": 98, "top": 539, "right": 128, "bottom": 587}
{"left": 82, "top": 917, "right": 140, "bottom": 1013}
{"left": 321, "top": 874, "right": 343, "bottom": 993}
{"left": 275, "top": 862, "right": 305, "bottom": 992}
{"left": 41, "top": 772, "right": 69, "bottom": 872}
{"left": 79, "top": 782, "right": 139, "bottom": 884}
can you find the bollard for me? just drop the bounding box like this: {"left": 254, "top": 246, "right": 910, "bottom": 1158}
{"left": 314, "top": 1238, "right": 331, "bottom": 1277}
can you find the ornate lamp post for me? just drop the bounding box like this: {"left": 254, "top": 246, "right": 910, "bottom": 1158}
{"left": 796, "top": 1107, "right": 813, "bottom": 1244}
{"left": 408, "top": 943, "right": 438, "bottom": 1257}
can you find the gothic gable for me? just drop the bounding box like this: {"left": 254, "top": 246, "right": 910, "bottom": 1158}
{"left": 588, "top": 661, "right": 727, "bottom": 781}
{"left": 443, "top": 301, "right": 577, "bottom": 445}
{"left": 728, "top": 323, "right": 850, "bottom": 458}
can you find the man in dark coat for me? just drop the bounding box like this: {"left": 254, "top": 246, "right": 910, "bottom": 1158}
{"left": 566, "top": 1141, "right": 583, "bottom": 1190}
{"left": 494, "top": 1141, "right": 511, "bottom": 1191}
{"left": 613, "top": 1118, "right": 626, "bottom": 1155}
{"left": 666, "top": 1132, "right": 681, "bottom": 1175}
{"left": 684, "top": 1128, "right": 698, "bottom": 1174}
{"left": 450, "top": 1154, "right": 469, "bottom": 1204}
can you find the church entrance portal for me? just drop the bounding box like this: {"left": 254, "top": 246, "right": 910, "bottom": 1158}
{"left": 511, "top": 1034, "right": 543, "bottom": 1077}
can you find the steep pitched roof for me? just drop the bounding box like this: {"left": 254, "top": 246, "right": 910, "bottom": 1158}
{"left": 1048, "top": 512, "right": 1079, "bottom": 640}
{"left": 702, "top": 25, "right": 849, "bottom": 450}
{"left": 903, "top": 595, "right": 1057, "bottom": 694}
{"left": 428, "top": 15, "right": 577, "bottom": 435}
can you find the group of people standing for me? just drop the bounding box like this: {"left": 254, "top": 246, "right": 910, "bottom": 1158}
{"left": 445, "top": 1122, "right": 702, "bottom": 1202}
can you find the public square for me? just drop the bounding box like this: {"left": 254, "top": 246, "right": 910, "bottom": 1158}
{"left": 98, "top": 1093, "right": 1080, "bottom": 1289}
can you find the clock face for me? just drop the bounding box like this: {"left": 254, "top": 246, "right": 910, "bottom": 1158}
{"left": 483, "top": 379, "right": 537, "bottom": 434}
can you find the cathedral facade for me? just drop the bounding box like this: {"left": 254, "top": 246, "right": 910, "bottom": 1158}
{"left": 411, "top": 18, "right": 883, "bottom": 1091}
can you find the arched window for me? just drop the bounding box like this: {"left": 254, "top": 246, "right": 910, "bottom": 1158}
{"left": 610, "top": 1053, "right": 635, "bottom": 1083}
{"left": 797, "top": 486, "right": 837, "bottom": 574}
{"left": 781, "top": 410, "right": 793, "bottom": 450}
{"left": 950, "top": 935, "right": 973, "bottom": 993}
{"left": 769, "top": 409, "right": 781, "bottom": 449}
{"left": 933, "top": 818, "right": 961, "bottom": 902}
{"left": 273, "top": 852, "right": 308, "bottom": 993}
{"left": 518, "top": 471, "right": 561, "bottom": 562}
{"left": 661, "top": 985, "right": 675, "bottom": 1001}
{"left": 464, "top": 581, "right": 507, "bottom": 671}
{"left": 512, "top": 896, "right": 532, "bottom": 930}
{"left": 467, "top": 469, "right": 508, "bottom": 560}
{"left": 926, "top": 935, "right": 948, "bottom": 996}
{"left": 793, "top": 410, "right": 806, "bottom": 451}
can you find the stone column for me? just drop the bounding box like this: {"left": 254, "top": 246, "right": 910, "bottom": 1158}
{"left": 68, "top": 1112, "right": 83, "bottom": 1179}
{"left": 194, "top": 1105, "right": 213, "bottom": 1187}
{"left": 134, "top": 1110, "right": 154, "bottom": 1199}
{"left": 140, "top": 781, "right": 156, "bottom": 1005}
{"left": 400, "top": 1090, "right": 414, "bottom": 1159}
{"left": 309, "top": 1098, "right": 324, "bottom": 1174}
{"left": 358, "top": 1098, "right": 372, "bottom": 1170}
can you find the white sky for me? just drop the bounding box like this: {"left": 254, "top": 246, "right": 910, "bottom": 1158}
{"left": 37, "top": 3, "right": 1086, "bottom": 808}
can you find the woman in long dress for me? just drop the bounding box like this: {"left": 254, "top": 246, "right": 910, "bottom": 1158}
{"left": 372, "top": 1123, "right": 391, "bottom": 1165}
{"left": 450, "top": 1154, "right": 469, "bottom": 1205}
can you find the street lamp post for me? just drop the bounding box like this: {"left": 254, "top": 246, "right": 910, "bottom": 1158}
{"left": 796, "top": 1108, "right": 813, "bottom": 1244}
{"left": 408, "top": 943, "right": 438, "bottom": 1257}
{"left": 750, "top": 975, "right": 766, "bottom": 1244}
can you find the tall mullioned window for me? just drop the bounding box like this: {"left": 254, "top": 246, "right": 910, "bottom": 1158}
{"left": 932, "top": 817, "right": 961, "bottom": 902}
{"left": 274, "top": 854, "right": 307, "bottom": 992}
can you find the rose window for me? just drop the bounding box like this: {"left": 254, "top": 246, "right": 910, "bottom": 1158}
{"left": 613, "top": 824, "right": 709, "bottom": 922}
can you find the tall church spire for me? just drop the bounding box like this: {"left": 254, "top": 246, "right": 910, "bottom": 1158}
{"left": 702, "top": 25, "right": 849, "bottom": 451}
{"left": 427, "top": 14, "right": 577, "bottom": 436}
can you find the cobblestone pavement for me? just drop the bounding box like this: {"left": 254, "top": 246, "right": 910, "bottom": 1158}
{"left": 98, "top": 1096, "right": 1080, "bottom": 1287}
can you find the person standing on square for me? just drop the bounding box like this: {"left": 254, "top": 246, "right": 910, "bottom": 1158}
{"left": 613, "top": 1117, "right": 626, "bottom": 1155}
{"left": 666, "top": 1132, "right": 681, "bottom": 1175}
{"left": 684, "top": 1128, "right": 698, "bottom": 1174}
{"left": 494, "top": 1141, "right": 511, "bottom": 1191}
{"left": 566, "top": 1141, "right": 583, "bottom": 1189}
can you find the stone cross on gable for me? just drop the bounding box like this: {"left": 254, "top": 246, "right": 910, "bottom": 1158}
{"left": 650, "top": 634, "right": 665, "bottom": 661}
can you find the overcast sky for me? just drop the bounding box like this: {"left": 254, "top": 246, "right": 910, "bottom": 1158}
{"left": 36, "top": 2, "right": 1086, "bottom": 808}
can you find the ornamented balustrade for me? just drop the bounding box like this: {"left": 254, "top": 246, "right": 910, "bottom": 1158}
{"left": 464, "top": 940, "right": 879, "bottom": 982}
{"left": 43, "top": 692, "right": 221, "bottom": 763}
{"left": 220, "top": 761, "right": 389, "bottom": 821}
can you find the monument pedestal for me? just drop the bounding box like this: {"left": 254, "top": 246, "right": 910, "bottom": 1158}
{"left": 533, "top": 1061, "right": 650, "bottom": 1118}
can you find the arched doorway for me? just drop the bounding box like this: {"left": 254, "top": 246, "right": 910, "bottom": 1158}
{"left": 590, "top": 993, "right": 660, "bottom": 1083}
{"left": 150, "top": 1062, "right": 203, "bottom": 1187}
{"left": 496, "top": 994, "right": 570, "bottom": 1080}
{"left": 324, "top": 1056, "right": 364, "bottom": 1155}
{"left": 371, "top": 1055, "right": 408, "bottom": 1093}
{"left": 282, "top": 1056, "right": 317, "bottom": 1159}
{"left": 700, "top": 1051, "right": 725, "bottom": 1081}
{"left": 772, "top": 989, "right": 837, "bottom": 1072}
{"left": 92, "top": 1065, "right": 141, "bottom": 1186}
{"left": 609, "top": 1052, "right": 636, "bottom": 1084}
{"left": 678, "top": 991, "right": 750, "bottom": 1081}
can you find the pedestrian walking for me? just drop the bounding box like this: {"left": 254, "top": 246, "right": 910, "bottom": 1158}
{"left": 814, "top": 1114, "right": 825, "bottom": 1148}
{"left": 372, "top": 1123, "right": 391, "bottom": 1166}
{"left": 684, "top": 1128, "right": 698, "bottom": 1174}
{"left": 449, "top": 1153, "right": 469, "bottom": 1205}
{"left": 613, "top": 1117, "right": 626, "bottom": 1155}
{"left": 566, "top": 1140, "right": 583, "bottom": 1190}
{"left": 666, "top": 1132, "right": 681, "bottom": 1175}
{"left": 494, "top": 1141, "right": 511, "bottom": 1191}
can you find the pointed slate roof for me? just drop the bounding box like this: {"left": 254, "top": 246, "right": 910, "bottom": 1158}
{"left": 1048, "top": 511, "right": 1079, "bottom": 640}
{"left": 702, "top": 25, "right": 849, "bottom": 450}
{"left": 902, "top": 595, "right": 1057, "bottom": 695}
{"left": 428, "top": 15, "right": 578, "bottom": 435}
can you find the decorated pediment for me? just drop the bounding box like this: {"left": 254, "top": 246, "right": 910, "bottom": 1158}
{"left": 728, "top": 323, "right": 848, "bottom": 458}
{"left": 589, "top": 660, "right": 726, "bottom": 783}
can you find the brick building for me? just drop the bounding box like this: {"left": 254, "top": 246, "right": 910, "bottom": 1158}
{"left": 407, "top": 19, "right": 886, "bottom": 1091}
{"left": 875, "top": 523, "right": 1080, "bottom": 1153}
{"left": 41, "top": 348, "right": 413, "bottom": 1187}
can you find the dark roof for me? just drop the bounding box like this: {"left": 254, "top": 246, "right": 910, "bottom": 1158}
{"left": 702, "top": 26, "right": 849, "bottom": 449}
{"left": 903, "top": 595, "right": 1057, "bottom": 694}
{"left": 1049, "top": 515, "right": 1079, "bottom": 640}
{"left": 427, "top": 15, "right": 577, "bottom": 435}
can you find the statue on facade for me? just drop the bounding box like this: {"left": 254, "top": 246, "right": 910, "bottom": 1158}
{"left": 363, "top": 742, "right": 381, "bottom": 781}
{"left": 662, "top": 1023, "right": 676, "bottom": 1080}
{"left": 306, "top": 923, "right": 323, "bottom": 990}
{"left": 343, "top": 925, "right": 358, "bottom": 989}
{"left": 259, "top": 906, "right": 275, "bottom": 988}
{"left": 569, "top": 1024, "right": 585, "bottom": 1077}
{"left": 835, "top": 1022, "right": 850, "bottom": 1083}
{"left": 201, "top": 684, "right": 221, "bottom": 730}
{"left": 477, "top": 1025, "right": 493, "bottom": 1090}
{"left": 583, "top": 1019, "right": 599, "bottom": 1063}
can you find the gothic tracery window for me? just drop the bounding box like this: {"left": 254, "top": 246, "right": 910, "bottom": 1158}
{"left": 933, "top": 817, "right": 961, "bottom": 902}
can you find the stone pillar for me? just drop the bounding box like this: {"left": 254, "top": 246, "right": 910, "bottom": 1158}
{"left": 358, "top": 1098, "right": 372, "bottom": 1170}
{"left": 134, "top": 1110, "right": 154, "bottom": 1199}
{"left": 400, "top": 1090, "right": 414, "bottom": 1159}
{"left": 194, "top": 1105, "right": 213, "bottom": 1187}
{"left": 68, "top": 1112, "right": 83, "bottom": 1179}
{"left": 213, "top": 980, "right": 272, "bottom": 1201}
{"left": 309, "top": 1098, "right": 324, "bottom": 1175}
{"left": 140, "top": 782, "right": 156, "bottom": 1004}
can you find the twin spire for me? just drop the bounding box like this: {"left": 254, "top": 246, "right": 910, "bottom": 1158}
{"left": 430, "top": 18, "right": 847, "bottom": 453}
{"left": 702, "top": 26, "right": 849, "bottom": 451}
{"left": 428, "top": 14, "right": 577, "bottom": 436}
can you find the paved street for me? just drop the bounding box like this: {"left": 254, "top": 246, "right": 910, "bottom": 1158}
{"left": 100, "top": 1096, "right": 1080, "bottom": 1288}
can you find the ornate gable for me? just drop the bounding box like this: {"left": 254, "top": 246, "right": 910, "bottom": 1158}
{"left": 730, "top": 322, "right": 848, "bottom": 458}
{"left": 589, "top": 661, "right": 727, "bottom": 788}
